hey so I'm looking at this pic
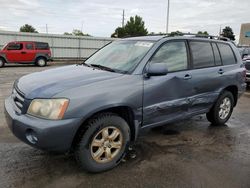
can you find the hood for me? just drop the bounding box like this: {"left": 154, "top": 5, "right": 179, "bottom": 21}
{"left": 16, "top": 65, "right": 122, "bottom": 99}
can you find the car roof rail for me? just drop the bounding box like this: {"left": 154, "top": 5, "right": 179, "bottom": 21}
{"left": 162, "top": 33, "right": 231, "bottom": 41}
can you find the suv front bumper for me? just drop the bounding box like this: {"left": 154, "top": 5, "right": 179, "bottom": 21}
{"left": 246, "top": 72, "right": 250, "bottom": 83}
{"left": 4, "top": 96, "right": 82, "bottom": 152}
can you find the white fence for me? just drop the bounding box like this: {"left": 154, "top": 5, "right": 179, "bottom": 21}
{"left": 0, "top": 31, "right": 115, "bottom": 59}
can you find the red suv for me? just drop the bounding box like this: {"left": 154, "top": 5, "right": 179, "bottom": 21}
{"left": 0, "top": 41, "right": 52, "bottom": 67}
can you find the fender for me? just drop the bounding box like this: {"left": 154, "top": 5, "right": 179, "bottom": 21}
{"left": 0, "top": 54, "right": 8, "bottom": 63}
{"left": 35, "top": 53, "right": 50, "bottom": 61}
{"left": 75, "top": 103, "right": 142, "bottom": 142}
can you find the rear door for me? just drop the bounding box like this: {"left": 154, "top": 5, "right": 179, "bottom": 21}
{"left": 187, "top": 40, "right": 224, "bottom": 113}
{"left": 143, "top": 40, "right": 194, "bottom": 127}
{"left": 22, "top": 42, "right": 36, "bottom": 62}
{"left": 5, "top": 42, "right": 24, "bottom": 62}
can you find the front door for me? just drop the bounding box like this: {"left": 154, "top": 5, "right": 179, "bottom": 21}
{"left": 5, "top": 42, "right": 24, "bottom": 62}
{"left": 143, "top": 40, "right": 193, "bottom": 127}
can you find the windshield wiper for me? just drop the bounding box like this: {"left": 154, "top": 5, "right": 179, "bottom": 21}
{"left": 90, "top": 64, "right": 116, "bottom": 72}
{"left": 79, "top": 62, "right": 91, "bottom": 67}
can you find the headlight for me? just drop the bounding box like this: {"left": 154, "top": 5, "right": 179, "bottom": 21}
{"left": 27, "top": 99, "right": 69, "bottom": 120}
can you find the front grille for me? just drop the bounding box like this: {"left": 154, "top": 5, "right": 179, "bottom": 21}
{"left": 12, "top": 86, "right": 25, "bottom": 114}
{"left": 245, "top": 63, "right": 250, "bottom": 71}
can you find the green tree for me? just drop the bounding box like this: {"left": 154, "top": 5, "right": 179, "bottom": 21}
{"left": 64, "top": 29, "right": 91, "bottom": 36}
{"left": 221, "top": 26, "right": 235, "bottom": 41}
{"left": 111, "top": 27, "right": 126, "bottom": 38}
{"left": 19, "top": 24, "right": 38, "bottom": 33}
{"left": 168, "top": 31, "right": 183, "bottom": 36}
{"left": 64, "top": 32, "right": 72, "bottom": 35}
{"left": 197, "top": 31, "right": 209, "bottom": 35}
{"left": 111, "top": 15, "right": 148, "bottom": 38}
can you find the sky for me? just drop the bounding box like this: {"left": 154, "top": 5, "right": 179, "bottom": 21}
{"left": 0, "top": 0, "right": 249, "bottom": 41}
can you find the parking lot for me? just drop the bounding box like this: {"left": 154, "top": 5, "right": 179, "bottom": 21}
{"left": 0, "top": 63, "right": 250, "bottom": 188}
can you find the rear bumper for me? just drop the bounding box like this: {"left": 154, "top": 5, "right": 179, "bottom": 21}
{"left": 4, "top": 96, "right": 82, "bottom": 153}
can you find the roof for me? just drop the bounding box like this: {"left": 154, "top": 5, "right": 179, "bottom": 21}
{"left": 121, "top": 35, "right": 165, "bottom": 41}
{"left": 120, "top": 34, "right": 232, "bottom": 43}
{"left": 9, "top": 41, "right": 49, "bottom": 43}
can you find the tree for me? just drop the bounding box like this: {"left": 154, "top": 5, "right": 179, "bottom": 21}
{"left": 64, "top": 32, "right": 72, "bottom": 35}
{"left": 111, "top": 27, "right": 127, "bottom": 38}
{"left": 168, "top": 31, "right": 183, "bottom": 36}
{"left": 197, "top": 31, "right": 209, "bottom": 35}
{"left": 64, "top": 29, "right": 91, "bottom": 36}
{"left": 221, "top": 26, "right": 235, "bottom": 41}
{"left": 111, "top": 15, "right": 148, "bottom": 38}
{"left": 19, "top": 24, "right": 38, "bottom": 33}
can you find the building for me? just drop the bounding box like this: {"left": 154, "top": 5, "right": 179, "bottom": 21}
{"left": 239, "top": 23, "right": 250, "bottom": 46}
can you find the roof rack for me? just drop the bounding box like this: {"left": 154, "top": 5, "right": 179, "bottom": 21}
{"left": 146, "top": 33, "right": 230, "bottom": 41}
{"left": 164, "top": 33, "right": 231, "bottom": 41}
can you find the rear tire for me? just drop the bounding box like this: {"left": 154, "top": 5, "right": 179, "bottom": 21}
{"left": 36, "top": 57, "right": 47, "bottom": 67}
{"left": 0, "top": 58, "right": 5, "bottom": 68}
{"left": 206, "top": 91, "right": 234, "bottom": 126}
{"left": 75, "top": 113, "right": 130, "bottom": 173}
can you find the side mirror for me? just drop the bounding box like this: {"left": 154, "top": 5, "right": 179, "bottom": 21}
{"left": 146, "top": 63, "right": 168, "bottom": 77}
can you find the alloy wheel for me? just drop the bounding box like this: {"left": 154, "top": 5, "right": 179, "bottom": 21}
{"left": 91, "top": 126, "right": 123, "bottom": 163}
{"left": 218, "top": 97, "right": 231, "bottom": 120}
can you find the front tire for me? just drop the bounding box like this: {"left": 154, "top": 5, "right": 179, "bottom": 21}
{"left": 36, "top": 57, "right": 47, "bottom": 67}
{"left": 206, "top": 91, "right": 234, "bottom": 126}
{"left": 75, "top": 113, "right": 130, "bottom": 173}
{"left": 0, "top": 58, "right": 5, "bottom": 68}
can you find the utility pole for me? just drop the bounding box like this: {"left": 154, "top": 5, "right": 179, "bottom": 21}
{"left": 166, "top": 0, "right": 170, "bottom": 34}
{"left": 46, "top": 24, "right": 48, "bottom": 34}
{"left": 81, "top": 21, "right": 84, "bottom": 33}
{"left": 122, "top": 9, "right": 125, "bottom": 28}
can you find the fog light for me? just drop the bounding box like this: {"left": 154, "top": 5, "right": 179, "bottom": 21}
{"left": 25, "top": 129, "right": 38, "bottom": 144}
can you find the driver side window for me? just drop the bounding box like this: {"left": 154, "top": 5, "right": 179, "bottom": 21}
{"left": 7, "top": 43, "right": 23, "bottom": 50}
{"left": 150, "top": 41, "right": 188, "bottom": 72}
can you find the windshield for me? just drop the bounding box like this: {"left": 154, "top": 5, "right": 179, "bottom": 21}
{"left": 1, "top": 43, "right": 7, "bottom": 50}
{"left": 85, "top": 40, "right": 154, "bottom": 73}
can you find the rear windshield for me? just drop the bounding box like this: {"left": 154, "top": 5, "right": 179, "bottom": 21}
{"left": 35, "top": 42, "right": 49, "bottom": 50}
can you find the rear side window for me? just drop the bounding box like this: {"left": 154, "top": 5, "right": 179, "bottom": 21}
{"left": 26, "top": 43, "right": 34, "bottom": 50}
{"left": 217, "top": 43, "right": 236, "bottom": 65}
{"left": 7, "top": 43, "right": 23, "bottom": 50}
{"left": 212, "top": 43, "right": 222, "bottom": 66}
{"left": 35, "top": 42, "right": 49, "bottom": 50}
{"left": 190, "top": 41, "right": 214, "bottom": 68}
{"left": 150, "top": 41, "right": 188, "bottom": 72}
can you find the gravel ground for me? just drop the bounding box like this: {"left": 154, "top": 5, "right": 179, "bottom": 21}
{"left": 0, "top": 63, "right": 250, "bottom": 188}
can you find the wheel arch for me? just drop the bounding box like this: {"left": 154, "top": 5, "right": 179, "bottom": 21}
{"left": 71, "top": 105, "right": 140, "bottom": 150}
{"left": 222, "top": 85, "right": 238, "bottom": 106}
{"left": 0, "top": 55, "right": 7, "bottom": 62}
{"left": 35, "top": 55, "right": 48, "bottom": 62}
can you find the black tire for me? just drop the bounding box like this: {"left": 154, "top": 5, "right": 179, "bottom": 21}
{"left": 36, "top": 57, "right": 47, "bottom": 67}
{"left": 0, "top": 57, "right": 5, "bottom": 68}
{"left": 75, "top": 113, "right": 130, "bottom": 173}
{"left": 206, "top": 91, "right": 234, "bottom": 126}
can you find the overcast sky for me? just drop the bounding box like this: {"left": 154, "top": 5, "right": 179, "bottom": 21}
{"left": 0, "top": 0, "right": 249, "bottom": 40}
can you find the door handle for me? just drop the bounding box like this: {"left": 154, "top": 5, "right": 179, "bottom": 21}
{"left": 21, "top": 51, "right": 27, "bottom": 54}
{"left": 218, "top": 69, "right": 224, "bottom": 74}
{"left": 183, "top": 74, "right": 192, "bottom": 80}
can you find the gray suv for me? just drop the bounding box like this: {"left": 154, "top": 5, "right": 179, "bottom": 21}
{"left": 4, "top": 35, "right": 246, "bottom": 172}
